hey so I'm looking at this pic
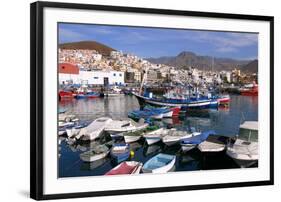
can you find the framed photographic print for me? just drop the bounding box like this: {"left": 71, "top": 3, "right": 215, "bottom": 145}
{"left": 30, "top": 1, "right": 274, "bottom": 200}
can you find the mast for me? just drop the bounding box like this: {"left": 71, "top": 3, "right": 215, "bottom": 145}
{"left": 139, "top": 66, "right": 148, "bottom": 95}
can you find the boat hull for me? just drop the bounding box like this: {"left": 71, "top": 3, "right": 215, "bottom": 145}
{"left": 124, "top": 135, "right": 141, "bottom": 143}
{"left": 133, "top": 93, "right": 211, "bottom": 109}
{"left": 145, "top": 137, "right": 161, "bottom": 145}
{"left": 181, "top": 144, "right": 196, "bottom": 152}
{"left": 105, "top": 161, "right": 142, "bottom": 175}
{"left": 142, "top": 154, "right": 176, "bottom": 174}
{"left": 80, "top": 151, "right": 109, "bottom": 162}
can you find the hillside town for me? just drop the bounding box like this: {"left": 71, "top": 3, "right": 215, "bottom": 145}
{"left": 58, "top": 48, "right": 257, "bottom": 88}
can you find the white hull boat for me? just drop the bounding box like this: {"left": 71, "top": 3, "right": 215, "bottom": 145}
{"left": 79, "top": 144, "right": 109, "bottom": 162}
{"left": 123, "top": 135, "right": 142, "bottom": 143}
{"left": 162, "top": 130, "right": 200, "bottom": 146}
{"left": 142, "top": 153, "right": 176, "bottom": 174}
{"left": 104, "top": 119, "right": 148, "bottom": 133}
{"left": 180, "top": 131, "right": 214, "bottom": 152}
{"left": 143, "top": 128, "right": 168, "bottom": 145}
{"left": 198, "top": 135, "right": 227, "bottom": 153}
{"left": 181, "top": 144, "right": 196, "bottom": 152}
{"left": 226, "top": 121, "right": 259, "bottom": 168}
{"left": 76, "top": 117, "right": 112, "bottom": 141}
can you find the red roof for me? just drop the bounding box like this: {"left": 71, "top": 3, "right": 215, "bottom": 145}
{"left": 59, "top": 63, "right": 79, "bottom": 74}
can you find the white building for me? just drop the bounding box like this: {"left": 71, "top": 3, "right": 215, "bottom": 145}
{"left": 59, "top": 70, "right": 125, "bottom": 85}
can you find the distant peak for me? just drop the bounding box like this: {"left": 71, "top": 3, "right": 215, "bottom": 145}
{"left": 177, "top": 51, "right": 196, "bottom": 57}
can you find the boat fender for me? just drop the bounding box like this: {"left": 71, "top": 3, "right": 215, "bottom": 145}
{"left": 130, "top": 150, "right": 135, "bottom": 157}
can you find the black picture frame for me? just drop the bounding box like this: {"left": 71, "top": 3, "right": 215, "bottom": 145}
{"left": 30, "top": 1, "right": 274, "bottom": 200}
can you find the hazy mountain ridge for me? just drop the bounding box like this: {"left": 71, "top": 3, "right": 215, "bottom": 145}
{"left": 146, "top": 51, "right": 257, "bottom": 73}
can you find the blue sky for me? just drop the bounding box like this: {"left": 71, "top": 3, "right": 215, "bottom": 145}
{"left": 59, "top": 23, "right": 258, "bottom": 60}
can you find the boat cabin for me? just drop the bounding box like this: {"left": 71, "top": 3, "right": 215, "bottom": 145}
{"left": 238, "top": 121, "right": 258, "bottom": 142}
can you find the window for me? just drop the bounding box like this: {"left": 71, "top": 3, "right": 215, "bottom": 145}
{"left": 93, "top": 77, "right": 99, "bottom": 79}
{"left": 113, "top": 73, "right": 116, "bottom": 76}
{"left": 119, "top": 73, "right": 122, "bottom": 77}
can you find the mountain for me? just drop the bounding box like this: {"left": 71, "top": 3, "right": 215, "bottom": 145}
{"left": 242, "top": 59, "right": 258, "bottom": 73}
{"left": 59, "top": 41, "right": 115, "bottom": 56}
{"left": 146, "top": 51, "right": 257, "bottom": 72}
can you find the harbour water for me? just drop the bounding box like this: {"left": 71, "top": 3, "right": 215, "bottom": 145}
{"left": 58, "top": 95, "right": 258, "bottom": 178}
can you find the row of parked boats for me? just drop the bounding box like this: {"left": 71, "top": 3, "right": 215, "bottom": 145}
{"left": 59, "top": 109, "right": 258, "bottom": 169}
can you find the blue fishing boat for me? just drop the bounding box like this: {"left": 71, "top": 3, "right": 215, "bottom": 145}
{"left": 142, "top": 153, "right": 176, "bottom": 173}
{"left": 110, "top": 143, "right": 131, "bottom": 163}
{"left": 133, "top": 92, "right": 211, "bottom": 109}
{"left": 181, "top": 130, "right": 216, "bottom": 152}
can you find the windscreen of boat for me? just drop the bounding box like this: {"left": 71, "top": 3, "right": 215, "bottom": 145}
{"left": 238, "top": 128, "right": 258, "bottom": 142}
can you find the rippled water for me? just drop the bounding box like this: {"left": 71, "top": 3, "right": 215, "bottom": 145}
{"left": 58, "top": 95, "right": 258, "bottom": 178}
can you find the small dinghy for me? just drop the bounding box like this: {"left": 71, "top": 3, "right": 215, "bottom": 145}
{"left": 76, "top": 117, "right": 112, "bottom": 141}
{"left": 105, "top": 161, "right": 143, "bottom": 175}
{"left": 181, "top": 130, "right": 215, "bottom": 152}
{"left": 198, "top": 135, "right": 228, "bottom": 153}
{"left": 142, "top": 153, "right": 176, "bottom": 173}
{"left": 80, "top": 144, "right": 109, "bottom": 162}
{"left": 110, "top": 143, "right": 131, "bottom": 163}
{"left": 143, "top": 128, "right": 168, "bottom": 145}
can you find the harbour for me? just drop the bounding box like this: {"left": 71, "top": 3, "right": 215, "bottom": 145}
{"left": 58, "top": 94, "right": 258, "bottom": 177}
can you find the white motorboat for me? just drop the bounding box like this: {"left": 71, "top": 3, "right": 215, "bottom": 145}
{"left": 143, "top": 128, "right": 168, "bottom": 145}
{"left": 104, "top": 119, "right": 148, "bottom": 133}
{"left": 76, "top": 117, "right": 112, "bottom": 141}
{"left": 79, "top": 144, "right": 109, "bottom": 162}
{"left": 226, "top": 121, "right": 258, "bottom": 167}
{"left": 142, "top": 153, "right": 176, "bottom": 173}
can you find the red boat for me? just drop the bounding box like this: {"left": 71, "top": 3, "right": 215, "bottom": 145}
{"left": 59, "top": 90, "right": 74, "bottom": 99}
{"left": 105, "top": 161, "right": 142, "bottom": 175}
{"left": 217, "top": 95, "right": 231, "bottom": 104}
{"left": 170, "top": 107, "right": 181, "bottom": 116}
{"left": 240, "top": 85, "right": 258, "bottom": 96}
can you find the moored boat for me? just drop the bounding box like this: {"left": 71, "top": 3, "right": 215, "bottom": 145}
{"left": 198, "top": 135, "right": 228, "bottom": 153}
{"left": 226, "top": 121, "right": 258, "bottom": 167}
{"left": 110, "top": 143, "right": 131, "bottom": 163}
{"left": 239, "top": 83, "right": 258, "bottom": 96}
{"left": 59, "top": 90, "right": 74, "bottom": 99}
{"left": 143, "top": 128, "right": 168, "bottom": 145}
{"left": 79, "top": 144, "right": 109, "bottom": 162}
{"left": 104, "top": 119, "right": 148, "bottom": 133}
{"left": 76, "top": 117, "right": 112, "bottom": 141}
{"left": 105, "top": 161, "right": 142, "bottom": 175}
{"left": 133, "top": 92, "right": 211, "bottom": 109}
{"left": 142, "top": 153, "right": 176, "bottom": 173}
{"left": 180, "top": 130, "right": 215, "bottom": 152}
{"left": 162, "top": 129, "right": 199, "bottom": 146}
